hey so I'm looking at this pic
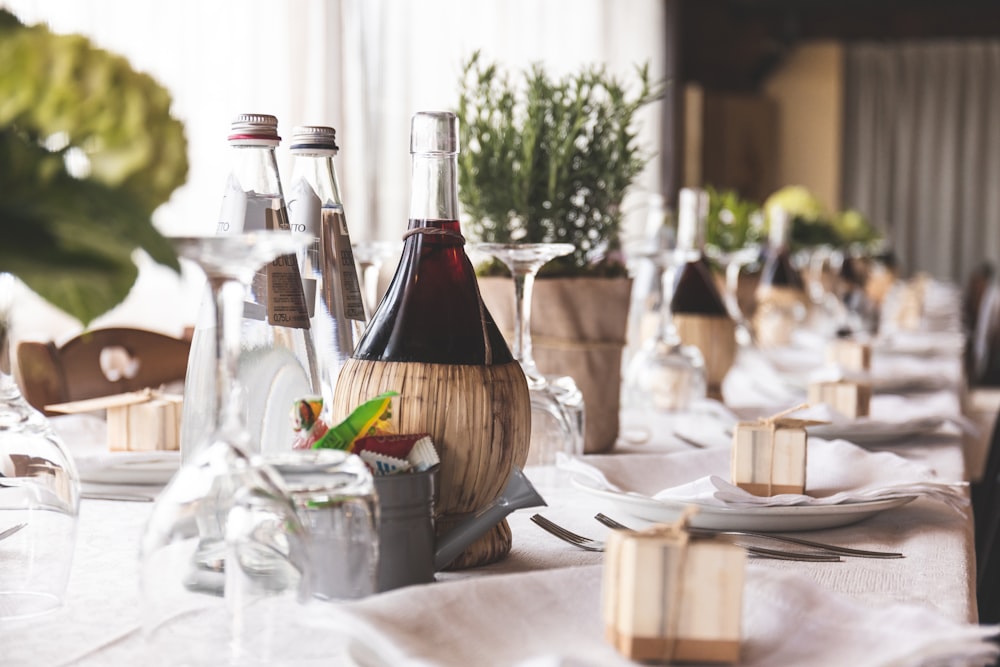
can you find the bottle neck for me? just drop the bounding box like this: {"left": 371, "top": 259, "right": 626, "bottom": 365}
{"left": 230, "top": 143, "right": 285, "bottom": 201}
{"left": 408, "top": 152, "right": 459, "bottom": 222}
{"left": 768, "top": 210, "right": 791, "bottom": 251}
{"left": 290, "top": 152, "right": 343, "bottom": 209}
{"left": 675, "top": 190, "right": 706, "bottom": 262}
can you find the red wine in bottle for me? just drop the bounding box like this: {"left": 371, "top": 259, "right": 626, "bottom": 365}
{"left": 353, "top": 217, "right": 513, "bottom": 365}
{"left": 671, "top": 258, "right": 730, "bottom": 315}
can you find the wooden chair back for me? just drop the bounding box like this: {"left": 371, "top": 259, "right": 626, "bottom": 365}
{"left": 16, "top": 328, "right": 191, "bottom": 414}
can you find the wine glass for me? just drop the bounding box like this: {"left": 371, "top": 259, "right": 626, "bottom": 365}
{"left": 705, "top": 243, "right": 761, "bottom": 347}
{"left": 351, "top": 240, "right": 400, "bottom": 318}
{"left": 470, "top": 243, "right": 584, "bottom": 466}
{"left": 623, "top": 249, "right": 707, "bottom": 413}
{"left": 140, "top": 232, "right": 314, "bottom": 662}
{"left": 0, "top": 273, "right": 80, "bottom": 620}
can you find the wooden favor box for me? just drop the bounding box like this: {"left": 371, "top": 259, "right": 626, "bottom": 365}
{"left": 603, "top": 525, "right": 744, "bottom": 663}
{"left": 47, "top": 388, "right": 183, "bottom": 452}
{"left": 731, "top": 418, "right": 811, "bottom": 496}
{"left": 808, "top": 380, "right": 871, "bottom": 419}
{"left": 825, "top": 339, "right": 871, "bottom": 373}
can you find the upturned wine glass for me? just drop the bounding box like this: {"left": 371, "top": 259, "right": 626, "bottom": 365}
{"left": 0, "top": 273, "right": 80, "bottom": 620}
{"left": 471, "top": 243, "right": 584, "bottom": 465}
{"left": 140, "top": 231, "right": 314, "bottom": 663}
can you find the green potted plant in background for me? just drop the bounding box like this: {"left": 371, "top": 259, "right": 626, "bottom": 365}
{"left": 455, "top": 51, "right": 662, "bottom": 453}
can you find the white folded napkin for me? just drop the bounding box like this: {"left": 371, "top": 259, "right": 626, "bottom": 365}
{"left": 790, "top": 397, "right": 979, "bottom": 440}
{"left": 289, "top": 563, "right": 999, "bottom": 667}
{"left": 558, "top": 438, "right": 969, "bottom": 512}
{"left": 49, "top": 413, "right": 179, "bottom": 486}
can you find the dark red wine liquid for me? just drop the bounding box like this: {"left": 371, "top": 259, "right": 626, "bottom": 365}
{"left": 670, "top": 258, "right": 730, "bottom": 316}
{"left": 760, "top": 249, "right": 805, "bottom": 290}
{"left": 353, "top": 219, "right": 514, "bottom": 365}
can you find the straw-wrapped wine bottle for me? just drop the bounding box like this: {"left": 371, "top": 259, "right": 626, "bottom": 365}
{"left": 670, "top": 187, "right": 737, "bottom": 399}
{"left": 333, "top": 111, "right": 530, "bottom": 569}
{"left": 753, "top": 206, "right": 808, "bottom": 347}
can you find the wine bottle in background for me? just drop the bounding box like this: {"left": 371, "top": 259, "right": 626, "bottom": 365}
{"left": 334, "top": 111, "right": 530, "bottom": 570}
{"left": 180, "top": 113, "right": 319, "bottom": 462}
{"left": 669, "top": 187, "right": 737, "bottom": 398}
{"left": 753, "top": 206, "right": 809, "bottom": 347}
{"left": 286, "top": 125, "right": 365, "bottom": 409}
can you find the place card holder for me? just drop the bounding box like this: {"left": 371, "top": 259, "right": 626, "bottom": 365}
{"left": 825, "top": 339, "right": 871, "bottom": 373}
{"left": 807, "top": 380, "right": 872, "bottom": 419}
{"left": 731, "top": 405, "right": 825, "bottom": 497}
{"left": 603, "top": 508, "right": 744, "bottom": 664}
{"left": 47, "top": 388, "right": 183, "bottom": 452}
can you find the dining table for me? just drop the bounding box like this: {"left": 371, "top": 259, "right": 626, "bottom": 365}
{"left": 4, "top": 277, "right": 999, "bottom": 667}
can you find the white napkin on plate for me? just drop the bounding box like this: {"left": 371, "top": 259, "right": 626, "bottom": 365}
{"left": 558, "top": 438, "right": 969, "bottom": 512}
{"left": 789, "top": 397, "right": 979, "bottom": 440}
{"left": 293, "top": 563, "right": 999, "bottom": 667}
{"left": 49, "top": 413, "right": 179, "bottom": 486}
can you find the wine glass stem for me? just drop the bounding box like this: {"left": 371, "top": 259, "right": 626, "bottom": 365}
{"left": 212, "top": 276, "right": 246, "bottom": 436}
{"left": 657, "top": 263, "right": 681, "bottom": 344}
{"left": 512, "top": 265, "right": 543, "bottom": 383}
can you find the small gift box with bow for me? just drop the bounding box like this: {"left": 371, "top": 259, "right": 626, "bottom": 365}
{"left": 731, "top": 405, "right": 826, "bottom": 496}
{"left": 47, "top": 388, "right": 183, "bottom": 452}
{"left": 825, "top": 339, "right": 872, "bottom": 373}
{"left": 602, "top": 508, "right": 745, "bottom": 664}
{"left": 808, "top": 379, "right": 872, "bottom": 419}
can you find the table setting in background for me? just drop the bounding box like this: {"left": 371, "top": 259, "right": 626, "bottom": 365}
{"left": 4, "top": 124, "right": 1000, "bottom": 667}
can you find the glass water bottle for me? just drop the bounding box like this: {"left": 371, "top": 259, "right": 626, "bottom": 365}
{"left": 180, "top": 113, "right": 319, "bottom": 461}
{"left": 286, "top": 125, "right": 365, "bottom": 409}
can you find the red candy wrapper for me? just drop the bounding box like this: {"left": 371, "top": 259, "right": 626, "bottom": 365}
{"left": 353, "top": 433, "right": 430, "bottom": 459}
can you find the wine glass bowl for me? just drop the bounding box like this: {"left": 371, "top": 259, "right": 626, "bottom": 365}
{"left": 0, "top": 273, "right": 80, "bottom": 620}
{"left": 470, "top": 242, "right": 585, "bottom": 464}
{"left": 351, "top": 240, "right": 401, "bottom": 318}
{"left": 622, "top": 249, "right": 708, "bottom": 413}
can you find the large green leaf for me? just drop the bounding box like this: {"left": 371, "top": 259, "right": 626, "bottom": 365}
{"left": 0, "top": 9, "right": 187, "bottom": 324}
{"left": 0, "top": 127, "right": 178, "bottom": 323}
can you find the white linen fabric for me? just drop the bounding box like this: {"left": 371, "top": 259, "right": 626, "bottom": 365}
{"left": 295, "top": 563, "right": 1000, "bottom": 667}
{"left": 559, "top": 437, "right": 969, "bottom": 512}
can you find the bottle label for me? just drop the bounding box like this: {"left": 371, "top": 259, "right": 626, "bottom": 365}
{"left": 265, "top": 205, "right": 311, "bottom": 329}
{"left": 287, "top": 181, "right": 321, "bottom": 236}
{"left": 321, "top": 207, "right": 366, "bottom": 321}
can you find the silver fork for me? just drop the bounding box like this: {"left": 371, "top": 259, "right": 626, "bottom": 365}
{"left": 0, "top": 522, "right": 27, "bottom": 542}
{"left": 530, "top": 514, "right": 841, "bottom": 562}
{"left": 594, "top": 513, "right": 903, "bottom": 559}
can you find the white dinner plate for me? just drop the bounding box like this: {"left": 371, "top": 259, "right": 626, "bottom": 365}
{"left": 76, "top": 453, "right": 180, "bottom": 485}
{"left": 807, "top": 417, "right": 945, "bottom": 444}
{"left": 571, "top": 474, "right": 916, "bottom": 532}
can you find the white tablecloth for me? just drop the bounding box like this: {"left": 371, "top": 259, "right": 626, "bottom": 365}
{"left": 3, "top": 309, "right": 993, "bottom": 666}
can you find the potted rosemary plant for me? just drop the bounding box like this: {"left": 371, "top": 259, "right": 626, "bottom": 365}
{"left": 455, "top": 52, "right": 662, "bottom": 453}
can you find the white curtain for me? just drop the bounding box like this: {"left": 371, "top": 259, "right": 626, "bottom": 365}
{"left": 2, "top": 0, "right": 665, "bottom": 339}
{"left": 842, "top": 40, "right": 1000, "bottom": 282}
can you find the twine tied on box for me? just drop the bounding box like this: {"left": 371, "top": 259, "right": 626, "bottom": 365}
{"left": 753, "top": 403, "right": 826, "bottom": 496}
{"left": 633, "top": 506, "right": 700, "bottom": 662}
